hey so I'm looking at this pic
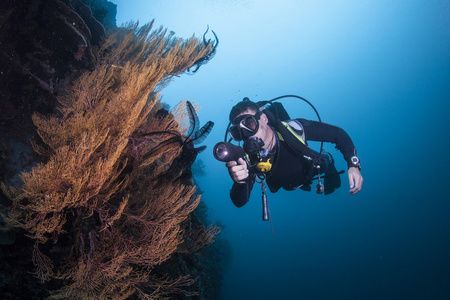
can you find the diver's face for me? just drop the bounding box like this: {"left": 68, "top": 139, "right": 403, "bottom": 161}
{"left": 234, "top": 109, "right": 271, "bottom": 146}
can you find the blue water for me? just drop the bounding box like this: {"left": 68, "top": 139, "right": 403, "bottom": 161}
{"left": 114, "top": 1, "right": 450, "bottom": 299}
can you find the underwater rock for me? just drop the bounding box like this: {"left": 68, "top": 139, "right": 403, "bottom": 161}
{"left": 0, "top": 1, "right": 225, "bottom": 297}
{"left": 0, "top": 0, "right": 116, "bottom": 185}
{"left": 0, "top": 1, "right": 117, "bottom": 296}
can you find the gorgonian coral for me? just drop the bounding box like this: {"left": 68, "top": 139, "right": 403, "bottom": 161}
{"left": 1, "top": 22, "right": 219, "bottom": 299}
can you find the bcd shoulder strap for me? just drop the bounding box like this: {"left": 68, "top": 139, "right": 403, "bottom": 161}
{"left": 277, "top": 120, "right": 306, "bottom": 145}
{"left": 275, "top": 119, "right": 324, "bottom": 166}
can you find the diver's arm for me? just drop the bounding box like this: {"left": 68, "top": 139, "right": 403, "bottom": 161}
{"left": 298, "top": 119, "right": 357, "bottom": 168}
{"left": 299, "top": 119, "right": 363, "bottom": 194}
{"left": 230, "top": 178, "right": 254, "bottom": 207}
{"left": 226, "top": 158, "right": 254, "bottom": 207}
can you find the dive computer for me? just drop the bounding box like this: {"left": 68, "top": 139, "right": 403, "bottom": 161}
{"left": 350, "top": 156, "right": 361, "bottom": 170}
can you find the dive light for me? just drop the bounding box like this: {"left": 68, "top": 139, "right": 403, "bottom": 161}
{"left": 213, "top": 142, "right": 245, "bottom": 162}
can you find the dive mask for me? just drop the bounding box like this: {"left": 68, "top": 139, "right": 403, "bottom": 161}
{"left": 229, "top": 112, "right": 260, "bottom": 141}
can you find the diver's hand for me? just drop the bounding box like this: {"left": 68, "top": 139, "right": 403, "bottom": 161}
{"left": 226, "top": 158, "right": 249, "bottom": 183}
{"left": 348, "top": 167, "right": 363, "bottom": 194}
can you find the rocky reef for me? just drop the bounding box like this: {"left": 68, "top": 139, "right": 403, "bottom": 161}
{"left": 0, "top": 0, "right": 226, "bottom": 299}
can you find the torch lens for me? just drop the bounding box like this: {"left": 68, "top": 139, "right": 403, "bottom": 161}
{"left": 214, "top": 143, "right": 229, "bottom": 161}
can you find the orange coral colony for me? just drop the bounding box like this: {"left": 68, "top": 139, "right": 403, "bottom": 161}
{"left": 1, "top": 22, "right": 220, "bottom": 299}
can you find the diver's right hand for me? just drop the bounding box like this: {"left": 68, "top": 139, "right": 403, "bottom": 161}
{"left": 226, "top": 158, "right": 249, "bottom": 183}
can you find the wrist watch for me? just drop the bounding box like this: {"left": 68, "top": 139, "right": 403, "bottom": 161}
{"left": 350, "top": 156, "right": 361, "bottom": 170}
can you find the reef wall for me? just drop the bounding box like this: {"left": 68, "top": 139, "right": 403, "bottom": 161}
{"left": 0, "top": 1, "right": 223, "bottom": 299}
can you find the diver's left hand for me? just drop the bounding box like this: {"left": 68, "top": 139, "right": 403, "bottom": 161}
{"left": 348, "top": 167, "right": 363, "bottom": 194}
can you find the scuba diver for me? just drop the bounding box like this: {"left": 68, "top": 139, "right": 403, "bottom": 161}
{"left": 217, "top": 97, "right": 363, "bottom": 209}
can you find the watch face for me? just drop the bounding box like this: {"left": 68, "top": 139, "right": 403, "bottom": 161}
{"left": 351, "top": 156, "right": 359, "bottom": 164}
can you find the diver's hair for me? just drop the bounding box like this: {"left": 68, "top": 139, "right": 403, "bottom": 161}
{"left": 229, "top": 97, "right": 260, "bottom": 122}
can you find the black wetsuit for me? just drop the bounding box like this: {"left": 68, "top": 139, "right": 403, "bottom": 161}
{"left": 230, "top": 119, "right": 358, "bottom": 207}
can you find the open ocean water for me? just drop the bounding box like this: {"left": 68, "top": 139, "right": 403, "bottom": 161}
{"left": 114, "top": 1, "right": 450, "bottom": 299}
